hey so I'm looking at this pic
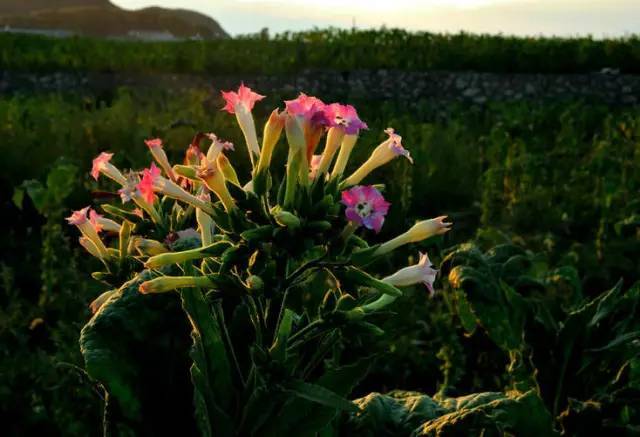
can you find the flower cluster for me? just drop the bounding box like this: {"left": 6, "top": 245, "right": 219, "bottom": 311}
{"left": 70, "top": 84, "right": 452, "bottom": 315}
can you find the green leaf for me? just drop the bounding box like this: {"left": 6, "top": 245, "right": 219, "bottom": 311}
{"left": 80, "top": 272, "right": 197, "bottom": 433}
{"left": 344, "top": 390, "right": 556, "bottom": 437}
{"left": 179, "top": 288, "right": 234, "bottom": 436}
{"left": 341, "top": 267, "right": 402, "bottom": 297}
{"left": 286, "top": 381, "right": 359, "bottom": 412}
{"left": 12, "top": 187, "right": 24, "bottom": 210}
{"left": 21, "top": 180, "right": 46, "bottom": 213}
{"left": 270, "top": 309, "right": 295, "bottom": 363}
{"left": 46, "top": 162, "right": 77, "bottom": 203}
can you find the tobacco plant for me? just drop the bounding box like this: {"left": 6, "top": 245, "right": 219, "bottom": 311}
{"left": 71, "top": 86, "right": 452, "bottom": 436}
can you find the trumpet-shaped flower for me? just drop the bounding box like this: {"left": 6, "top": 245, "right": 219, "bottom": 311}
{"left": 341, "top": 127, "right": 412, "bottom": 188}
{"left": 285, "top": 93, "right": 326, "bottom": 122}
{"left": 145, "top": 138, "right": 177, "bottom": 181}
{"left": 89, "top": 210, "right": 121, "bottom": 233}
{"left": 315, "top": 104, "right": 366, "bottom": 179}
{"left": 137, "top": 163, "right": 161, "bottom": 204}
{"left": 222, "top": 83, "right": 265, "bottom": 114}
{"left": 221, "top": 83, "right": 264, "bottom": 166}
{"left": 79, "top": 236, "right": 101, "bottom": 258}
{"left": 66, "top": 207, "right": 110, "bottom": 259}
{"left": 330, "top": 103, "right": 367, "bottom": 135}
{"left": 205, "top": 133, "right": 235, "bottom": 162}
{"left": 117, "top": 172, "right": 162, "bottom": 224}
{"left": 139, "top": 162, "right": 215, "bottom": 214}
{"left": 286, "top": 93, "right": 335, "bottom": 161}
{"left": 196, "top": 157, "right": 236, "bottom": 211}
{"left": 382, "top": 252, "right": 438, "bottom": 296}
{"left": 375, "top": 216, "right": 452, "bottom": 256}
{"left": 341, "top": 185, "right": 390, "bottom": 233}
{"left": 91, "top": 152, "right": 127, "bottom": 185}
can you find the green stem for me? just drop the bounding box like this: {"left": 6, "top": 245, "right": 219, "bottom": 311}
{"left": 214, "top": 301, "right": 246, "bottom": 387}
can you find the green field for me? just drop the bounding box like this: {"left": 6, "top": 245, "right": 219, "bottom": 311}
{"left": 1, "top": 31, "right": 640, "bottom": 435}
{"left": 2, "top": 29, "right": 640, "bottom": 74}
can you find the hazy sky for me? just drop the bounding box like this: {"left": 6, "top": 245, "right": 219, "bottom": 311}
{"left": 111, "top": 0, "right": 640, "bottom": 37}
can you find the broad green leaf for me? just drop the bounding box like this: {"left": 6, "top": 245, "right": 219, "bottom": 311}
{"left": 286, "top": 381, "right": 359, "bottom": 412}
{"left": 80, "top": 272, "right": 197, "bottom": 434}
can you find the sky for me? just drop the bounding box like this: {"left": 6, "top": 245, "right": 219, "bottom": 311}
{"left": 111, "top": 0, "right": 640, "bottom": 37}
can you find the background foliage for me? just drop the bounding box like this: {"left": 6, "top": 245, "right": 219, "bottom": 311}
{"left": 2, "top": 29, "right": 640, "bottom": 74}
{"left": 1, "top": 30, "right": 639, "bottom": 435}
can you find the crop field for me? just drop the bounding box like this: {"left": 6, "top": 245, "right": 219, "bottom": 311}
{"left": 1, "top": 30, "right": 639, "bottom": 436}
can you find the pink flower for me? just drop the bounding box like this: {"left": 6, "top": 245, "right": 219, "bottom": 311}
{"left": 91, "top": 152, "right": 113, "bottom": 180}
{"left": 285, "top": 93, "right": 326, "bottom": 121}
{"left": 221, "top": 83, "right": 265, "bottom": 114}
{"left": 137, "top": 163, "right": 161, "bottom": 204}
{"left": 329, "top": 103, "right": 368, "bottom": 134}
{"left": 144, "top": 138, "right": 163, "bottom": 149}
{"left": 89, "top": 210, "right": 104, "bottom": 233}
{"left": 341, "top": 185, "right": 390, "bottom": 233}
{"left": 384, "top": 128, "right": 412, "bottom": 163}
{"left": 66, "top": 207, "right": 90, "bottom": 225}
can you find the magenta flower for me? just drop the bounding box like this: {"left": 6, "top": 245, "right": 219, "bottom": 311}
{"left": 329, "top": 103, "right": 368, "bottom": 134}
{"left": 341, "top": 185, "right": 390, "bottom": 233}
{"left": 137, "top": 163, "right": 161, "bottom": 205}
{"left": 221, "top": 83, "right": 265, "bottom": 114}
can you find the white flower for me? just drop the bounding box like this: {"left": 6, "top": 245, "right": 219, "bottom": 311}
{"left": 383, "top": 252, "right": 438, "bottom": 296}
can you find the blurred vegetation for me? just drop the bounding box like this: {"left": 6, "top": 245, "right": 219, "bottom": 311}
{"left": 1, "top": 80, "right": 639, "bottom": 434}
{"left": 1, "top": 29, "right": 640, "bottom": 74}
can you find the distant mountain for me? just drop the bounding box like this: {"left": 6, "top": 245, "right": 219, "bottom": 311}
{"left": 0, "top": 0, "right": 228, "bottom": 40}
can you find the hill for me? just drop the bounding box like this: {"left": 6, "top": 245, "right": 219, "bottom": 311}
{"left": 0, "top": 0, "right": 228, "bottom": 40}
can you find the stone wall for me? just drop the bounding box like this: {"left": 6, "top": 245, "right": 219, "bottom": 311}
{"left": 1, "top": 69, "right": 638, "bottom": 105}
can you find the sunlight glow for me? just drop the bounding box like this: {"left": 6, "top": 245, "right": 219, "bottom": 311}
{"left": 111, "top": 0, "right": 640, "bottom": 37}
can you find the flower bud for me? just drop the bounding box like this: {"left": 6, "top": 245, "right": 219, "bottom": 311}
{"left": 247, "top": 275, "right": 264, "bottom": 291}
{"left": 139, "top": 275, "right": 214, "bottom": 294}
{"left": 270, "top": 206, "right": 301, "bottom": 229}
{"left": 315, "top": 127, "right": 345, "bottom": 179}
{"left": 256, "top": 108, "right": 285, "bottom": 174}
{"left": 217, "top": 153, "right": 241, "bottom": 187}
{"left": 133, "top": 237, "right": 168, "bottom": 256}
{"left": 89, "top": 289, "right": 117, "bottom": 314}
{"left": 330, "top": 133, "right": 359, "bottom": 181}
{"left": 375, "top": 216, "right": 452, "bottom": 256}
